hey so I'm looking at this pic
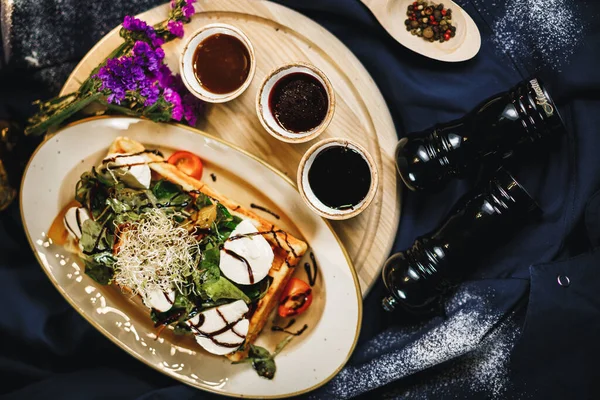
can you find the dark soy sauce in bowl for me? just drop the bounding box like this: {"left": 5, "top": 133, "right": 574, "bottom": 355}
{"left": 307, "top": 145, "right": 372, "bottom": 210}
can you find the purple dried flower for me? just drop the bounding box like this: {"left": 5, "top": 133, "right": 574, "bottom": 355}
{"left": 123, "top": 15, "right": 148, "bottom": 32}
{"left": 165, "top": 74, "right": 203, "bottom": 125}
{"left": 182, "top": 93, "right": 201, "bottom": 125}
{"left": 182, "top": 4, "right": 195, "bottom": 18}
{"left": 164, "top": 88, "right": 184, "bottom": 120}
{"left": 122, "top": 15, "right": 164, "bottom": 48}
{"left": 157, "top": 64, "right": 174, "bottom": 88}
{"left": 95, "top": 40, "right": 167, "bottom": 106}
{"left": 141, "top": 84, "right": 161, "bottom": 106}
{"left": 167, "top": 20, "right": 185, "bottom": 38}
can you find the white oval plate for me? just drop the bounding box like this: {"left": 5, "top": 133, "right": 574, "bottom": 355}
{"left": 20, "top": 117, "right": 362, "bottom": 398}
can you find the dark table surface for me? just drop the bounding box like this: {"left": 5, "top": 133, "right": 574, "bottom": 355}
{"left": 1, "top": 0, "right": 600, "bottom": 398}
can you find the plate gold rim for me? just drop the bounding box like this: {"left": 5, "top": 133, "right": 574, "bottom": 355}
{"left": 19, "top": 115, "right": 363, "bottom": 399}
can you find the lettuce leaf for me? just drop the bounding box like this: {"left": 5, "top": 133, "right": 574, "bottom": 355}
{"left": 242, "top": 276, "right": 272, "bottom": 302}
{"left": 199, "top": 245, "right": 221, "bottom": 283}
{"left": 232, "top": 337, "right": 295, "bottom": 380}
{"left": 83, "top": 254, "right": 115, "bottom": 285}
{"left": 195, "top": 192, "right": 213, "bottom": 208}
{"left": 80, "top": 219, "right": 102, "bottom": 253}
{"left": 151, "top": 179, "right": 191, "bottom": 209}
{"left": 202, "top": 276, "right": 250, "bottom": 303}
{"left": 213, "top": 203, "right": 242, "bottom": 242}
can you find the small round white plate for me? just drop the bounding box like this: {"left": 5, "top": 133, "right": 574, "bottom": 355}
{"left": 20, "top": 117, "right": 362, "bottom": 398}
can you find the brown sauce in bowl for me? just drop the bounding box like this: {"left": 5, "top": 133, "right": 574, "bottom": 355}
{"left": 193, "top": 33, "right": 251, "bottom": 94}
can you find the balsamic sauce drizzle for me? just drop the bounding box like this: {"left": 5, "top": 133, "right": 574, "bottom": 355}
{"left": 222, "top": 247, "right": 255, "bottom": 284}
{"left": 82, "top": 218, "right": 111, "bottom": 256}
{"left": 280, "top": 289, "right": 312, "bottom": 314}
{"left": 163, "top": 292, "right": 174, "bottom": 305}
{"left": 63, "top": 215, "right": 77, "bottom": 238}
{"left": 283, "top": 231, "right": 298, "bottom": 258}
{"left": 284, "top": 318, "right": 296, "bottom": 329}
{"left": 304, "top": 252, "right": 318, "bottom": 286}
{"left": 188, "top": 313, "right": 245, "bottom": 348}
{"left": 153, "top": 309, "right": 186, "bottom": 327}
{"left": 210, "top": 173, "right": 217, "bottom": 182}
{"left": 102, "top": 149, "right": 163, "bottom": 163}
{"left": 250, "top": 203, "right": 280, "bottom": 219}
{"left": 104, "top": 160, "right": 166, "bottom": 171}
{"left": 271, "top": 323, "right": 309, "bottom": 336}
{"left": 217, "top": 309, "right": 245, "bottom": 339}
{"left": 271, "top": 318, "right": 295, "bottom": 332}
{"left": 227, "top": 228, "right": 284, "bottom": 242}
{"left": 226, "top": 226, "right": 298, "bottom": 268}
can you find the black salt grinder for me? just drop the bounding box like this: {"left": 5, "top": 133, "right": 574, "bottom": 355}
{"left": 395, "top": 77, "right": 565, "bottom": 192}
{"left": 381, "top": 168, "right": 541, "bottom": 313}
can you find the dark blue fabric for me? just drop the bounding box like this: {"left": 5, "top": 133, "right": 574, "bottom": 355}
{"left": 1, "top": 0, "right": 600, "bottom": 399}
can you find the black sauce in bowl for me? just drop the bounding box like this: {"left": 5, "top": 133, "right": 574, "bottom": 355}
{"left": 307, "top": 145, "right": 371, "bottom": 210}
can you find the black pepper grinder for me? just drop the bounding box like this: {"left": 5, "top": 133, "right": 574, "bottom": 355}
{"left": 381, "top": 168, "right": 541, "bottom": 313}
{"left": 395, "top": 78, "right": 565, "bottom": 192}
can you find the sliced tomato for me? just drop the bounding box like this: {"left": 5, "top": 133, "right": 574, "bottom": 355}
{"left": 168, "top": 151, "right": 203, "bottom": 180}
{"left": 278, "top": 278, "right": 313, "bottom": 317}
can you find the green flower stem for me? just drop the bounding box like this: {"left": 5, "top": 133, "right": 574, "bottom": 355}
{"left": 25, "top": 92, "right": 104, "bottom": 136}
{"left": 25, "top": 6, "right": 192, "bottom": 137}
{"left": 103, "top": 102, "right": 144, "bottom": 117}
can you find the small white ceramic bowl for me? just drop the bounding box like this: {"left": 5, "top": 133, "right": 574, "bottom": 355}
{"left": 180, "top": 23, "right": 256, "bottom": 103}
{"left": 297, "top": 138, "right": 378, "bottom": 220}
{"left": 256, "top": 62, "right": 335, "bottom": 144}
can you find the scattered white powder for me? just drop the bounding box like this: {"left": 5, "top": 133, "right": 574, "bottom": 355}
{"left": 467, "top": 0, "right": 585, "bottom": 71}
{"left": 313, "top": 287, "right": 520, "bottom": 399}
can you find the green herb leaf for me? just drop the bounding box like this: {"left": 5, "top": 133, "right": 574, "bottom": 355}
{"left": 248, "top": 345, "right": 276, "bottom": 379}
{"left": 233, "top": 335, "right": 295, "bottom": 379}
{"left": 150, "top": 291, "right": 194, "bottom": 327}
{"left": 113, "top": 211, "right": 141, "bottom": 226}
{"left": 173, "top": 322, "right": 192, "bottom": 335}
{"left": 242, "top": 276, "right": 272, "bottom": 302}
{"left": 117, "top": 188, "right": 151, "bottom": 210}
{"left": 80, "top": 219, "right": 102, "bottom": 253}
{"left": 90, "top": 251, "right": 117, "bottom": 268}
{"left": 152, "top": 179, "right": 191, "bottom": 208}
{"left": 202, "top": 276, "right": 251, "bottom": 303}
{"left": 83, "top": 257, "right": 115, "bottom": 285}
{"left": 198, "top": 245, "right": 221, "bottom": 283}
{"left": 195, "top": 193, "right": 213, "bottom": 208}
{"left": 93, "top": 166, "right": 120, "bottom": 188}
{"left": 74, "top": 171, "right": 95, "bottom": 204}
{"left": 214, "top": 203, "right": 242, "bottom": 242}
{"left": 106, "top": 198, "right": 131, "bottom": 214}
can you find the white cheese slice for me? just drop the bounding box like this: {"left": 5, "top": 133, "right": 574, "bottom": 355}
{"left": 186, "top": 299, "right": 249, "bottom": 355}
{"left": 103, "top": 154, "right": 151, "bottom": 189}
{"left": 63, "top": 207, "right": 91, "bottom": 240}
{"left": 143, "top": 288, "right": 176, "bottom": 312}
{"left": 219, "top": 220, "right": 274, "bottom": 285}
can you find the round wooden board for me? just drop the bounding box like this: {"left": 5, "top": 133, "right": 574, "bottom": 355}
{"left": 60, "top": 0, "right": 401, "bottom": 296}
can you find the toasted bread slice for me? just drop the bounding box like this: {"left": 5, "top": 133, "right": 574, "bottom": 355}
{"left": 107, "top": 136, "right": 307, "bottom": 361}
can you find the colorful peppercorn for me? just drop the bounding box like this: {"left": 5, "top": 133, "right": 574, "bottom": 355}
{"left": 404, "top": 0, "right": 456, "bottom": 43}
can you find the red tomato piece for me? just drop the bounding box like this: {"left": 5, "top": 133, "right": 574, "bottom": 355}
{"left": 167, "top": 151, "right": 203, "bottom": 180}
{"left": 278, "top": 278, "right": 313, "bottom": 317}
